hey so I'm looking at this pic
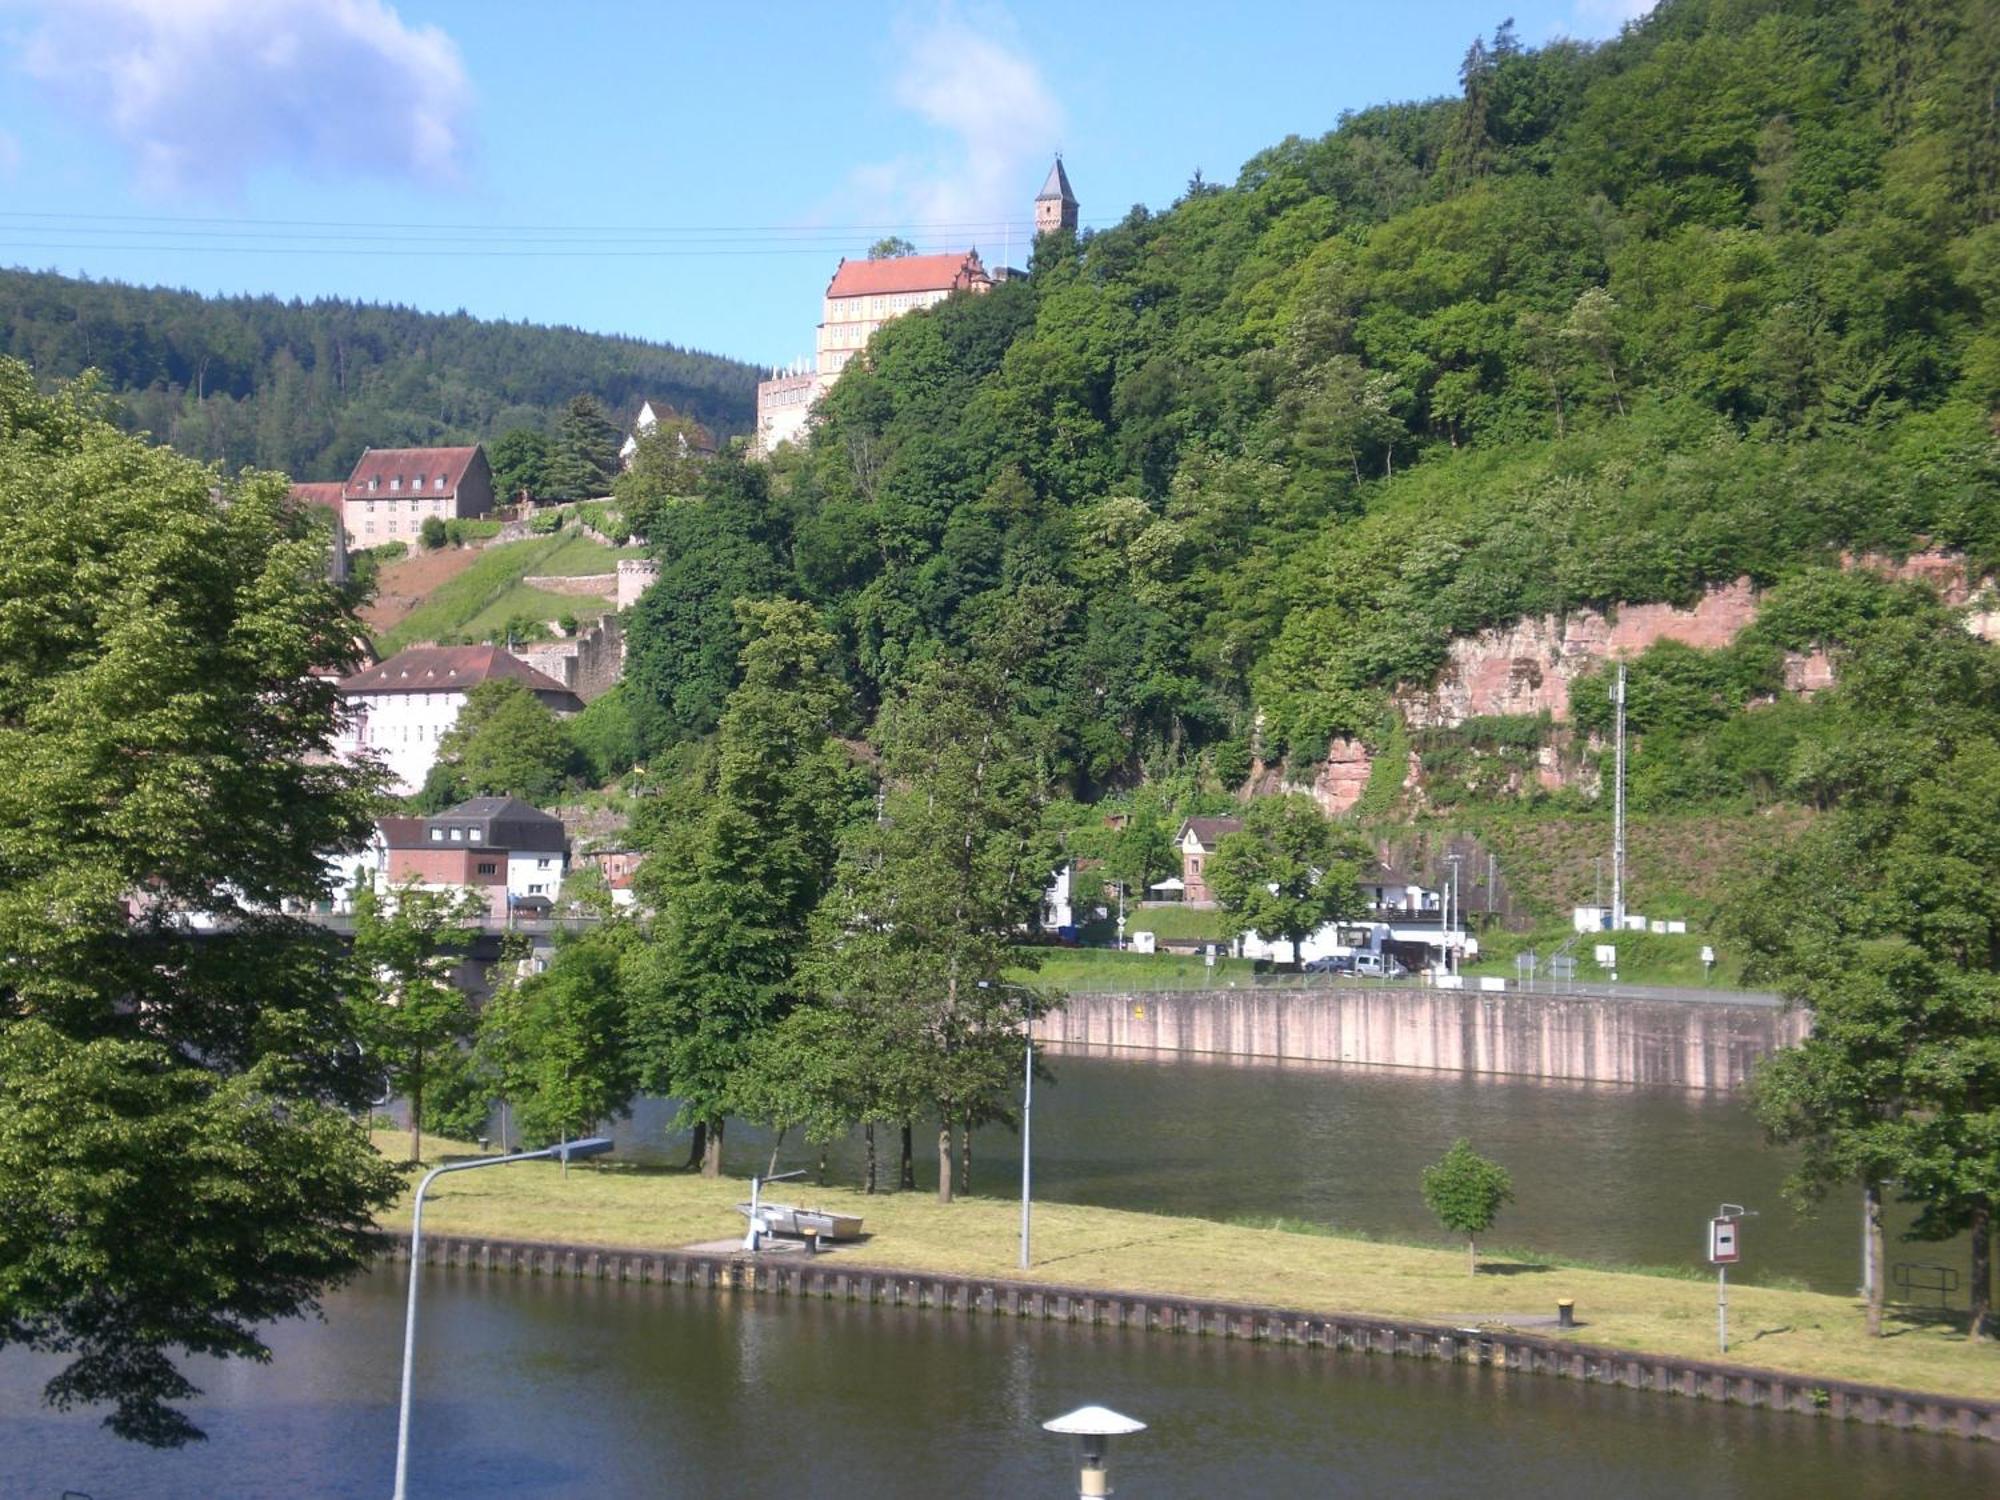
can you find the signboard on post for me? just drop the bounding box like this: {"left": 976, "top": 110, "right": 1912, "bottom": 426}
{"left": 1709, "top": 1216, "right": 1740, "bottom": 1263}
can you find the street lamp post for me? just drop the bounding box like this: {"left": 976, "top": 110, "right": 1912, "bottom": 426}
{"left": 977, "top": 980, "right": 1036, "bottom": 1270}
{"left": 391, "top": 1136, "right": 613, "bottom": 1500}
{"left": 1043, "top": 1405, "right": 1147, "bottom": 1498}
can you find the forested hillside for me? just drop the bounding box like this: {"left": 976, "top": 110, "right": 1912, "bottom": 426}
{"left": 618, "top": 0, "right": 1999, "bottom": 816}
{"left": 0, "top": 268, "right": 759, "bottom": 480}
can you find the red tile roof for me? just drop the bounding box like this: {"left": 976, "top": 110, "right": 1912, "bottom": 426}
{"left": 825, "top": 252, "right": 989, "bottom": 300}
{"left": 337, "top": 644, "right": 577, "bottom": 699}
{"left": 341, "top": 446, "right": 482, "bottom": 501}
{"left": 288, "top": 481, "right": 345, "bottom": 515}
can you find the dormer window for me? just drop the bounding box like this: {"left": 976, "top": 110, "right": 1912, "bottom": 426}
{"left": 449, "top": 828, "right": 463, "bottom": 842}
{"left": 367, "top": 477, "right": 379, "bottom": 491}
{"left": 468, "top": 829, "right": 482, "bottom": 842}
{"left": 430, "top": 828, "right": 443, "bottom": 842}
{"left": 390, "top": 476, "right": 401, "bottom": 491}
{"left": 435, "top": 476, "right": 446, "bottom": 491}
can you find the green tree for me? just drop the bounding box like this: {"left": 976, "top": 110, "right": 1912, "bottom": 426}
{"left": 805, "top": 654, "right": 1058, "bottom": 1202}
{"left": 625, "top": 600, "right": 861, "bottom": 1174}
{"left": 419, "top": 678, "right": 577, "bottom": 811}
{"left": 1421, "top": 1138, "right": 1514, "bottom": 1274}
{"left": 544, "top": 394, "right": 622, "bottom": 501}
{"left": 1739, "top": 607, "right": 2000, "bottom": 1339}
{"left": 479, "top": 923, "right": 637, "bottom": 1147}
{"left": 418, "top": 514, "right": 447, "bottom": 551}
{"left": 0, "top": 360, "right": 397, "bottom": 1445}
{"left": 351, "top": 881, "right": 488, "bottom": 1164}
{"left": 869, "top": 236, "right": 918, "bottom": 259}
{"left": 488, "top": 427, "right": 557, "bottom": 502}
{"left": 1208, "top": 794, "right": 1367, "bottom": 966}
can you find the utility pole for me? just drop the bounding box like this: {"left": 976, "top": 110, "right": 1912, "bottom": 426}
{"left": 1444, "top": 852, "right": 1463, "bottom": 976}
{"left": 1610, "top": 662, "right": 1628, "bottom": 934}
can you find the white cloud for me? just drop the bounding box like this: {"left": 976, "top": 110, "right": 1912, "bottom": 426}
{"left": 7, "top": 0, "right": 471, "bottom": 195}
{"left": 845, "top": 8, "right": 1064, "bottom": 243}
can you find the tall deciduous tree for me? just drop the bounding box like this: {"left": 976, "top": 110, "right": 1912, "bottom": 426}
{"left": 1740, "top": 606, "right": 2000, "bottom": 1339}
{"left": 624, "top": 600, "right": 861, "bottom": 1174}
{"left": 806, "top": 653, "right": 1059, "bottom": 1202}
{"left": 488, "top": 427, "right": 557, "bottom": 502}
{"left": 418, "top": 678, "right": 577, "bottom": 811}
{"left": 0, "top": 360, "right": 397, "bottom": 1445}
{"left": 1209, "top": 794, "right": 1367, "bottom": 966}
{"left": 479, "top": 922, "right": 637, "bottom": 1147}
{"left": 351, "top": 881, "right": 488, "bottom": 1164}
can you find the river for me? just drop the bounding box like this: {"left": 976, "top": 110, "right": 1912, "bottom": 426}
{"left": 7, "top": 1267, "right": 1995, "bottom": 1499}
{"left": 607, "top": 1050, "right": 1907, "bottom": 1295}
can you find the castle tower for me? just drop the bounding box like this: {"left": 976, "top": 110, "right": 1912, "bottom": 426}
{"left": 1035, "top": 155, "right": 1078, "bottom": 236}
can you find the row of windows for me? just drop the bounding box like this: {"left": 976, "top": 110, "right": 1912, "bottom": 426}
{"left": 430, "top": 826, "right": 484, "bottom": 842}
{"left": 364, "top": 475, "right": 450, "bottom": 493}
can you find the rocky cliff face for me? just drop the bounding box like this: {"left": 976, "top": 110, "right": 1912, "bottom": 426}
{"left": 1288, "top": 550, "right": 1993, "bottom": 814}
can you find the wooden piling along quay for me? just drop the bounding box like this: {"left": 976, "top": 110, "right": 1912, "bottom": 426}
{"left": 382, "top": 1232, "right": 2000, "bottom": 1443}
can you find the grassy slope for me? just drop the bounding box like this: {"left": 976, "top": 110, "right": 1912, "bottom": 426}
{"left": 379, "top": 1134, "right": 1996, "bottom": 1402}
{"left": 376, "top": 534, "right": 627, "bottom": 653}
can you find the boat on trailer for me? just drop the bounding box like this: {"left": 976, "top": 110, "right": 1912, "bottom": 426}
{"left": 734, "top": 1202, "right": 865, "bottom": 1241}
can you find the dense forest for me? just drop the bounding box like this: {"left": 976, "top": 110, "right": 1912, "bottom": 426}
{"left": 0, "top": 268, "right": 759, "bottom": 480}
{"left": 610, "top": 0, "right": 1998, "bottom": 822}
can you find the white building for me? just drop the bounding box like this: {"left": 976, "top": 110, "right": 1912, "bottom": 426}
{"left": 619, "top": 398, "right": 716, "bottom": 468}
{"left": 333, "top": 644, "right": 583, "bottom": 796}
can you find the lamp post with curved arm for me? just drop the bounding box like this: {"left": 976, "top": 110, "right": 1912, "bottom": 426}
{"left": 391, "top": 1136, "right": 613, "bottom": 1500}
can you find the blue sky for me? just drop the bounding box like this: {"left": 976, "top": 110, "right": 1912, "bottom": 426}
{"left": 0, "top": 1, "right": 1653, "bottom": 368}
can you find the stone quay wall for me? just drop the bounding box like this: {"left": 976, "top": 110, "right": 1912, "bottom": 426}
{"left": 382, "top": 1232, "right": 2000, "bottom": 1444}
{"left": 1032, "top": 988, "right": 1809, "bottom": 1091}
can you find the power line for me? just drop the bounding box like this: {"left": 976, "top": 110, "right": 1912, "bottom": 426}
{"left": 0, "top": 209, "right": 1118, "bottom": 237}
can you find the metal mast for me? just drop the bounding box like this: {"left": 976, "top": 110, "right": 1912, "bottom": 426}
{"left": 1610, "top": 662, "right": 1627, "bottom": 932}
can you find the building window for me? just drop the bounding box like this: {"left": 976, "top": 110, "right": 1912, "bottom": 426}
{"left": 430, "top": 828, "right": 443, "bottom": 842}
{"left": 449, "top": 828, "right": 463, "bottom": 841}
{"left": 435, "top": 476, "right": 446, "bottom": 491}
{"left": 468, "top": 829, "right": 481, "bottom": 842}
{"left": 390, "top": 476, "right": 400, "bottom": 491}
{"left": 368, "top": 477, "right": 378, "bottom": 492}
{"left": 477, "top": 862, "right": 497, "bottom": 875}
{"left": 537, "top": 857, "right": 552, "bottom": 869}
{"left": 528, "top": 884, "right": 545, "bottom": 895}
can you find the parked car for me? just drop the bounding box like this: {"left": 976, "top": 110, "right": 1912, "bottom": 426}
{"left": 1351, "top": 952, "right": 1407, "bottom": 978}
{"left": 1303, "top": 954, "right": 1355, "bottom": 974}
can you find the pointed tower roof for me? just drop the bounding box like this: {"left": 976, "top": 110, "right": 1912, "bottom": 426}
{"left": 1036, "top": 156, "right": 1077, "bottom": 206}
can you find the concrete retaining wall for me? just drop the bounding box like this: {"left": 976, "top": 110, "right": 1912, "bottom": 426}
{"left": 383, "top": 1232, "right": 2000, "bottom": 1444}
{"left": 1033, "top": 989, "right": 1809, "bottom": 1091}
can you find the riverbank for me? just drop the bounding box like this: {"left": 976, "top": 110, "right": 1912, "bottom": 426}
{"left": 377, "top": 1134, "right": 1995, "bottom": 1406}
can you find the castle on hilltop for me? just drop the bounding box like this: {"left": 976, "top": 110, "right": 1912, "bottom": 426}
{"left": 753, "top": 158, "right": 1078, "bottom": 457}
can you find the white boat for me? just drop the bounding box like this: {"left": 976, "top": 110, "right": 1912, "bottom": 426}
{"left": 734, "top": 1201, "right": 865, "bottom": 1241}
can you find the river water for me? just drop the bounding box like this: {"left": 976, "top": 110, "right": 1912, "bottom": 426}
{"left": 8, "top": 1267, "right": 1996, "bottom": 1499}
{"left": 609, "top": 1050, "right": 1901, "bottom": 1295}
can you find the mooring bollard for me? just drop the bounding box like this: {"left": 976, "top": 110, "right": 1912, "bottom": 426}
{"left": 1557, "top": 1299, "right": 1576, "bottom": 1329}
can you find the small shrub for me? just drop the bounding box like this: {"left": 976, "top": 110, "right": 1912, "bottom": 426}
{"left": 529, "top": 509, "right": 565, "bottom": 535}
{"left": 1421, "top": 1138, "right": 1514, "bottom": 1274}
{"left": 419, "top": 515, "right": 448, "bottom": 551}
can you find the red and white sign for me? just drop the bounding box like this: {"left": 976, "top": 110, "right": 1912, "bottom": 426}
{"left": 1708, "top": 1217, "right": 1740, "bottom": 1264}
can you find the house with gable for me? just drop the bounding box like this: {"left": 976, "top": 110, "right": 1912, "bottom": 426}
{"left": 333, "top": 644, "right": 582, "bottom": 796}
{"left": 339, "top": 445, "right": 494, "bottom": 550}
{"left": 1174, "top": 816, "right": 1244, "bottom": 906}
{"left": 619, "top": 398, "right": 717, "bottom": 468}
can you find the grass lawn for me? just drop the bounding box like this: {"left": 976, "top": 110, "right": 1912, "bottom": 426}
{"left": 1463, "top": 924, "right": 1752, "bottom": 988}
{"left": 376, "top": 1132, "right": 1998, "bottom": 1402}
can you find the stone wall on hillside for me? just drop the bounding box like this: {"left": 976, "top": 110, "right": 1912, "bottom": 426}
{"left": 521, "top": 571, "right": 619, "bottom": 599}
{"left": 512, "top": 613, "right": 623, "bottom": 702}
{"left": 1285, "top": 550, "right": 1994, "bottom": 813}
